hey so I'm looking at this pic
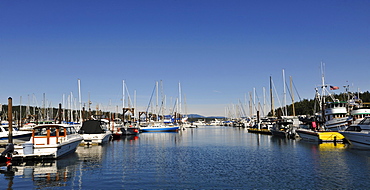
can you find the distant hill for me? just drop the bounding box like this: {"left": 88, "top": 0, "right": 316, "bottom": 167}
{"left": 187, "top": 114, "right": 204, "bottom": 118}
{"left": 187, "top": 114, "right": 224, "bottom": 119}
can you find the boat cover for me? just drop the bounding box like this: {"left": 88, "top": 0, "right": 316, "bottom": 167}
{"left": 79, "top": 120, "right": 104, "bottom": 134}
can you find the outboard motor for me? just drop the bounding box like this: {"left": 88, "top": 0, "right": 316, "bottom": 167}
{"left": 1, "top": 143, "right": 14, "bottom": 157}
{"left": 0, "top": 143, "right": 14, "bottom": 165}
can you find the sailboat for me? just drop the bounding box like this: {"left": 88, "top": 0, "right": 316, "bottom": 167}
{"left": 121, "top": 80, "right": 140, "bottom": 136}
{"left": 248, "top": 77, "right": 276, "bottom": 134}
{"left": 138, "top": 81, "right": 180, "bottom": 132}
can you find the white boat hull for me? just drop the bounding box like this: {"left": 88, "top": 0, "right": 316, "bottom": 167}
{"left": 81, "top": 132, "right": 112, "bottom": 145}
{"left": 340, "top": 131, "right": 370, "bottom": 149}
{"left": 31, "top": 137, "right": 82, "bottom": 158}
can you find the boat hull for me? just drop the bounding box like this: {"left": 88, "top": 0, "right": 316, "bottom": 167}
{"left": 271, "top": 130, "right": 288, "bottom": 138}
{"left": 339, "top": 131, "right": 370, "bottom": 149}
{"left": 296, "top": 129, "right": 344, "bottom": 142}
{"left": 121, "top": 127, "right": 140, "bottom": 135}
{"left": 247, "top": 128, "right": 272, "bottom": 135}
{"left": 0, "top": 133, "right": 32, "bottom": 144}
{"left": 13, "top": 138, "right": 83, "bottom": 160}
{"left": 140, "top": 126, "right": 179, "bottom": 132}
{"left": 80, "top": 132, "right": 112, "bottom": 145}
{"left": 33, "top": 138, "right": 82, "bottom": 158}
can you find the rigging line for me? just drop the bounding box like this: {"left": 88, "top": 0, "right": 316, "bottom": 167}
{"left": 145, "top": 83, "right": 157, "bottom": 113}
{"left": 291, "top": 80, "right": 302, "bottom": 101}
{"left": 171, "top": 98, "right": 178, "bottom": 115}
{"left": 254, "top": 90, "right": 265, "bottom": 116}
{"left": 124, "top": 83, "right": 133, "bottom": 108}
{"left": 238, "top": 99, "right": 247, "bottom": 117}
{"left": 271, "top": 79, "right": 284, "bottom": 115}
{"left": 285, "top": 81, "right": 293, "bottom": 103}
{"left": 158, "top": 95, "right": 166, "bottom": 115}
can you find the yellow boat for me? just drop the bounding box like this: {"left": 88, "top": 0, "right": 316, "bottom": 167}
{"left": 296, "top": 128, "right": 344, "bottom": 142}
{"left": 247, "top": 128, "right": 272, "bottom": 135}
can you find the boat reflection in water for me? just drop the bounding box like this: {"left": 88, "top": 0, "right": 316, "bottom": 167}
{"left": 0, "top": 153, "right": 79, "bottom": 189}
{"left": 76, "top": 144, "right": 106, "bottom": 162}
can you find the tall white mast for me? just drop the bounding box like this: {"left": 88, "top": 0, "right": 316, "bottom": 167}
{"left": 156, "top": 81, "right": 159, "bottom": 117}
{"left": 19, "top": 96, "right": 22, "bottom": 126}
{"left": 62, "top": 94, "right": 65, "bottom": 121}
{"left": 122, "top": 80, "right": 125, "bottom": 109}
{"left": 263, "top": 87, "right": 266, "bottom": 117}
{"left": 178, "top": 82, "right": 182, "bottom": 114}
{"left": 78, "top": 79, "right": 82, "bottom": 123}
{"left": 134, "top": 90, "right": 137, "bottom": 121}
{"left": 283, "top": 69, "right": 287, "bottom": 116}
{"left": 69, "top": 92, "right": 75, "bottom": 122}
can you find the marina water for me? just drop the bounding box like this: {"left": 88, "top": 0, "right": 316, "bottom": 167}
{"left": 1, "top": 125, "right": 370, "bottom": 189}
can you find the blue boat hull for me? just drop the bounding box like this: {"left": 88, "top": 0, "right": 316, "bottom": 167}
{"left": 140, "top": 127, "right": 179, "bottom": 132}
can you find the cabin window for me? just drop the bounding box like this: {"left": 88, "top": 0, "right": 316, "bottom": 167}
{"left": 50, "top": 128, "right": 57, "bottom": 136}
{"left": 360, "top": 118, "right": 370, "bottom": 125}
{"left": 345, "top": 126, "right": 362, "bottom": 132}
{"left": 59, "top": 127, "right": 65, "bottom": 136}
{"left": 35, "top": 128, "right": 47, "bottom": 136}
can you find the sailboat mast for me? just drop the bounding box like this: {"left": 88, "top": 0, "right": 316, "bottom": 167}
{"left": 270, "top": 76, "right": 275, "bottom": 117}
{"left": 320, "top": 62, "right": 326, "bottom": 124}
{"left": 78, "top": 79, "right": 82, "bottom": 123}
{"left": 62, "top": 94, "right": 65, "bottom": 121}
{"left": 263, "top": 87, "right": 266, "bottom": 117}
{"left": 156, "top": 81, "right": 159, "bottom": 118}
{"left": 282, "top": 69, "right": 287, "bottom": 116}
{"left": 122, "top": 80, "right": 125, "bottom": 109}
{"left": 178, "top": 82, "right": 182, "bottom": 114}
{"left": 290, "top": 76, "right": 296, "bottom": 116}
{"left": 19, "top": 96, "right": 22, "bottom": 127}
{"left": 134, "top": 90, "right": 137, "bottom": 121}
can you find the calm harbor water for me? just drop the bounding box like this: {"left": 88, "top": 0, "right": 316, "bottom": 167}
{"left": 2, "top": 125, "right": 370, "bottom": 189}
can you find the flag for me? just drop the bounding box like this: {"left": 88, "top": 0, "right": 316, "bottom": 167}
{"left": 330, "top": 85, "right": 339, "bottom": 90}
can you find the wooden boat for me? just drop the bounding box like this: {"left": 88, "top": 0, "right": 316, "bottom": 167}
{"left": 78, "top": 120, "right": 112, "bottom": 145}
{"left": 11, "top": 124, "right": 83, "bottom": 160}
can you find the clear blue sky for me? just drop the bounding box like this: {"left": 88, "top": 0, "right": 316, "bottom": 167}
{"left": 1, "top": 0, "right": 369, "bottom": 116}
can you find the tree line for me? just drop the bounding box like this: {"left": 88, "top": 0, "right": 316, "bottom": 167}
{"left": 271, "top": 91, "right": 370, "bottom": 117}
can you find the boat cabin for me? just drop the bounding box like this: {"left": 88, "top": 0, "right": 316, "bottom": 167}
{"left": 32, "top": 125, "right": 78, "bottom": 145}
{"left": 345, "top": 116, "right": 370, "bottom": 132}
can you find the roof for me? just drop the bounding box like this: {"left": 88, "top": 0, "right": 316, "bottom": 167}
{"left": 79, "top": 120, "right": 105, "bottom": 134}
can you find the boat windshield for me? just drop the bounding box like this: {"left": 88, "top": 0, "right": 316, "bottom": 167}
{"left": 34, "top": 127, "right": 48, "bottom": 136}
{"left": 34, "top": 127, "right": 58, "bottom": 136}
{"left": 1, "top": 127, "right": 19, "bottom": 132}
{"left": 359, "top": 117, "right": 370, "bottom": 125}
{"left": 66, "top": 127, "right": 77, "bottom": 135}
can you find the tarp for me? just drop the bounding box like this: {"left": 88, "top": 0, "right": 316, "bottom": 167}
{"left": 79, "top": 120, "right": 104, "bottom": 134}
